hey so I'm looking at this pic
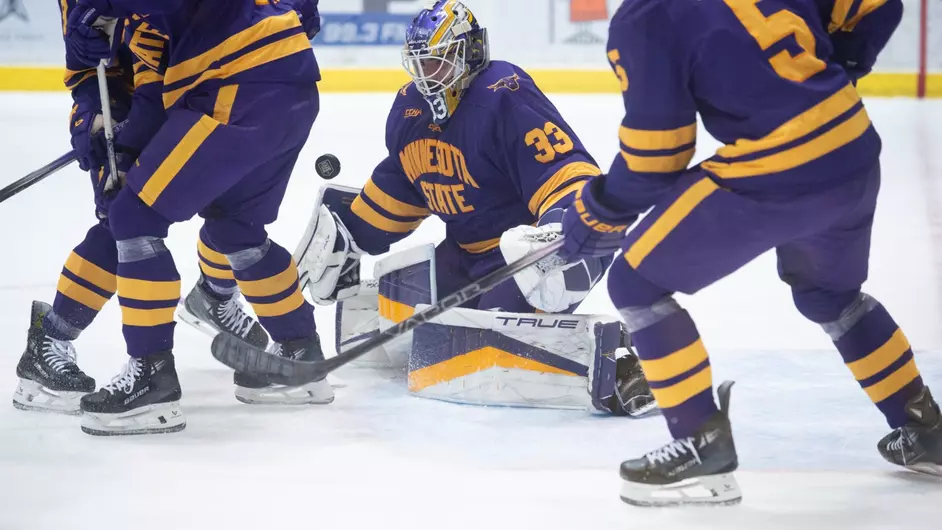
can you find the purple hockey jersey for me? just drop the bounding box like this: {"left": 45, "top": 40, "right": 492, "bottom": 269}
{"left": 345, "top": 61, "right": 602, "bottom": 280}
{"left": 79, "top": 0, "right": 320, "bottom": 110}
{"left": 601, "top": 0, "right": 902, "bottom": 212}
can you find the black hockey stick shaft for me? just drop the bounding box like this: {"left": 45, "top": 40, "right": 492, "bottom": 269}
{"left": 0, "top": 151, "right": 77, "bottom": 204}
{"left": 212, "top": 239, "right": 566, "bottom": 386}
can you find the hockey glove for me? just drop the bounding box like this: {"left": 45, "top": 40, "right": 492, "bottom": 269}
{"left": 65, "top": 4, "right": 115, "bottom": 68}
{"left": 296, "top": 0, "right": 322, "bottom": 40}
{"left": 559, "top": 178, "right": 636, "bottom": 262}
{"left": 70, "top": 108, "right": 128, "bottom": 172}
{"left": 92, "top": 149, "right": 135, "bottom": 219}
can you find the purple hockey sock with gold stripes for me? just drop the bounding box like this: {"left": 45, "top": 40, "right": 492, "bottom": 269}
{"left": 229, "top": 240, "right": 313, "bottom": 342}
{"left": 47, "top": 223, "right": 117, "bottom": 340}
{"left": 631, "top": 309, "right": 718, "bottom": 439}
{"left": 116, "top": 238, "right": 181, "bottom": 357}
{"left": 196, "top": 227, "right": 238, "bottom": 298}
{"left": 834, "top": 303, "right": 924, "bottom": 428}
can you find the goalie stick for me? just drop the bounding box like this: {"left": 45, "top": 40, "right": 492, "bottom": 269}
{"left": 211, "top": 239, "right": 566, "bottom": 386}
{"left": 0, "top": 151, "right": 77, "bottom": 204}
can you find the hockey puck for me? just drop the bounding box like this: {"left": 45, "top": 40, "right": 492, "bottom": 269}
{"left": 315, "top": 154, "right": 341, "bottom": 180}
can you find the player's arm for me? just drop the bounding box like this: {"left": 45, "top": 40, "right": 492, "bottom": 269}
{"left": 494, "top": 92, "right": 610, "bottom": 313}
{"left": 559, "top": 0, "right": 698, "bottom": 262}
{"left": 345, "top": 158, "right": 431, "bottom": 256}
{"left": 62, "top": 0, "right": 133, "bottom": 172}
{"left": 827, "top": 0, "right": 903, "bottom": 81}
{"left": 600, "top": 1, "right": 698, "bottom": 215}
{"left": 503, "top": 96, "right": 602, "bottom": 221}
{"left": 294, "top": 112, "right": 431, "bottom": 305}
{"left": 117, "top": 23, "right": 169, "bottom": 155}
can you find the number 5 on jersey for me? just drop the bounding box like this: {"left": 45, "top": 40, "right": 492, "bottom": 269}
{"left": 526, "top": 122, "right": 574, "bottom": 163}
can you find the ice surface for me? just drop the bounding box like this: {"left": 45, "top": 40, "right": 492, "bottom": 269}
{"left": 0, "top": 93, "right": 940, "bottom": 529}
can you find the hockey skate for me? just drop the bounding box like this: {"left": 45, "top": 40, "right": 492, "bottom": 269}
{"left": 619, "top": 381, "right": 741, "bottom": 507}
{"left": 80, "top": 351, "right": 185, "bottom": 436}
{"left": 12, "top": 301, "right": 95, "bottom": 414}
{"left": 614, "top": 353, "right": 658, "bottom": 418}
{"left": 878, "top": 386, "right": 942, "bottom": 477}
{"left": 233, "top": 333, "right": 334, "bottom": 405}
{"left": 177, "top": 278, "right": 269, "bottom": 348}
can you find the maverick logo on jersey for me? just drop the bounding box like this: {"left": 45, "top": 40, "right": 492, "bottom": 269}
{"left": 488, "top": 73, "right": 521, "bottom": 92}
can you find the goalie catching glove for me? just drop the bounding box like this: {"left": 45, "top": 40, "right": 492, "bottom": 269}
{"left": 500, "top": 208, "right": 608, "bottom": 313}
{"left": 293, "top": 188, "right": 363, "bottom": 305}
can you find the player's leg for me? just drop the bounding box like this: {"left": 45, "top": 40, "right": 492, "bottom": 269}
{"left": 204, "top": 151, "right": 332, "bottom": 405}
{"left": 178, "top": 224, "right": 269, "bottom": 349}
{"left": 197, "top": 83, "right": 328, "bottom": 405}
{"left": 608, "top": 171, "right": 852, "bottom": 505}
{"left": 780, "top": 164, "right": 940, "bottom": 476}
{"left": 77, "top": 106, "right": 235, "bottom": 435}
{"left": 79, "top": 187, "right": 185, "bottom": 436}
{"left": 13, "top": 221, "right": 114, "bottom": 413}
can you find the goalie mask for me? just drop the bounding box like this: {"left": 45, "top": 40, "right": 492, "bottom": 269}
{"left": 401, "top": 0, "right": 489, "bottom": 124}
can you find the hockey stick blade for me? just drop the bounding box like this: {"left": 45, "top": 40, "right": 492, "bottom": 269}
{"left": 211, "top": 239, "right": 566, "bottom": 386}
{"left": 0, "top": 151, "right": 77, "bottom": 204}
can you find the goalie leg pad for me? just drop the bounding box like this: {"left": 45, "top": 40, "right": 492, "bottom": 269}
{"left": 409, "top": 308, "right": 608, "bottom": 410}
{"left": 373, "top": 245, "right": 436, "bottom": 368}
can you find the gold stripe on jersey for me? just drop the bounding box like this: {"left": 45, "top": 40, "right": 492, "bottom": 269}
{"left": 702, "top": 107, "right": 870, "bottom": 179}
{"left": 539, "top": 180, "right": 586, "bottom": 217}
{"left": 135, "top": 69, "right": 163, "bottom": 89}
{"left": 351, "top": 196, "right": 423, "bottom": 233}
{"left": 621, "top": 148, "right": 695, "bottom": 174}
{"left": 828, "top": 0, "right": 855, "bottom": 32}
{"left": 713, "top": 83, "right": 861, "bottom": 158}
{"left": 528, "top": 161, "right": 600, "bottom": 216}
{"left": 843, "top": 0, "right": 891, "bottom": 31}
{"left": 364, "top": 179, "right": 431, "bottom": 218}
{"left": 458, "top": 237, "right": 501, "bottom": 254}
{"left": 64, "top": 68, "right": 96, "bottom": 90}
{"left": 163, "top": 31, "right": 311, "bottom": 109}
{"left": 619, "top": 123, "right": 697, "bottom": 151}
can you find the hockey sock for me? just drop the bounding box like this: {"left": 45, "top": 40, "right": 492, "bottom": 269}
{"left": 228, "top": 239, "right": 314, "bottom": 342}
{"left": 627, "top": 307, "right": 718, "bottom": 439}
{"left": 833, "top": 302, "right": 925, "bottom": 428}
{"left": 196, "top": 227, "right": 238, "bottom": 298}
{"left": 116, "top": 236, "right": 180, "bottom": 357}
{"left": 48, "top": 223, "right": 118, "bottom": 340}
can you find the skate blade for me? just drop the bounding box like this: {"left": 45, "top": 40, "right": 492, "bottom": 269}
{"left": 907, "top": 463, "right": 942, "bottom": 477}
{"left": 625, "top": 399, "right": 661, "bottom": 419}
{"left": 176, "top": 303, "right": 222, "bottom": 340}
{"left": 620, "top": 473, "right": 742, "bottom": 507}
{"left": 81, "top": 401, "right": 186, "bottom": 436}
{"left": 12, "top": 378, "right": 85, "bottom": 415}
{"left": 234, "top": 380, "right": 335, "bottom": 405}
